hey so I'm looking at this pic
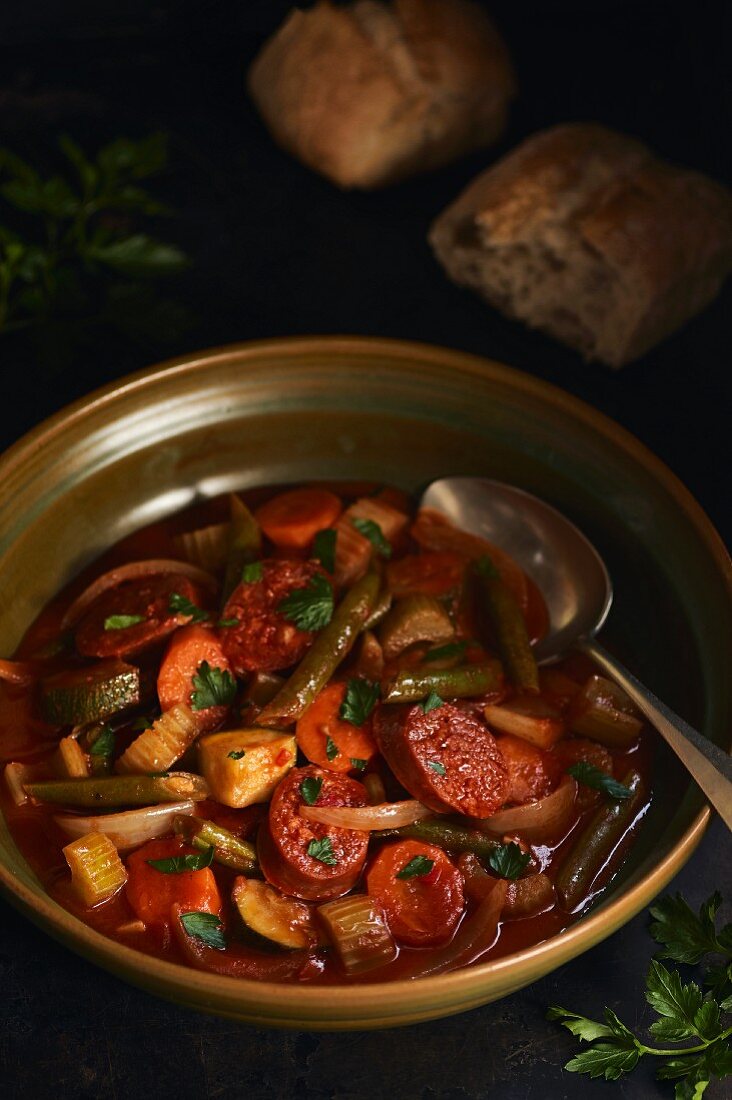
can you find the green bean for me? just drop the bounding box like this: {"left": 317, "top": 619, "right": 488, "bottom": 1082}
{"left": 381, "top": 660, "right": 503, "bottom": 703}
{"left": 25, "top": 772, "right": 209, "bottom": 808}
{"left": 257, "top": 572, "right": 381, "bottom": 726}
{"left": 378, "top": 595, "right": 453, "bottom": 660}
{"left": 373, "top": 818, "right": 502, "bottom": 859}
{"left": 474, "top": 557, "right": 539, "bottom": 693}
{"left": 173, "top": 815, "right": 259, "bottom": 874}
{"left": 222, "top": 494, "right": 262, "bottom": 603}
{"left": 362, "top": 589, "right": 392, "bottom": 631}
{"left": 555, "top": 769, "right": 648, "bottom": 912}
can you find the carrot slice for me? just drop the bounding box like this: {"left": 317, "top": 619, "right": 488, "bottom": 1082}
{"left": 157, "top": 624, "right": 232, "bottom": 733}
{"left": 125, "top": 837, "right": 221, "bottom": 925}
{"left": 296, "top": 681, "right": 377, "bottom": 774}
{"left": 254, "top": 488, "right": 342, "bottom": 550}
{"left": 365, "top": 839, "right": 465, "bottom": 947}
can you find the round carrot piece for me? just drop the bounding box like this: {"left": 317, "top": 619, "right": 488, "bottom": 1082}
{"left": 296, "top": 681, "right": 378, "bottom": 774}
{"left": 255, "top": 488, "right": 342, "bottom": 550}
{"left": 366, "top": 839, "right": 465, "bottom": 947}
{"left": 157, "top": 623, "right": 232, "bottom": 733}
{"left": 125, "top": 837, "right": 222, "bottom": 926}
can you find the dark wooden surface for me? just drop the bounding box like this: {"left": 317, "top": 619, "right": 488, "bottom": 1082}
{"left": 0, "top": 3, "right": 729, "bottom": 1097}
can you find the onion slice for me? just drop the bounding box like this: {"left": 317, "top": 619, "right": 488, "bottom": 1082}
{"left": 299, "top": 799, "right": 433, "bottom": 831}
{"left": 0, "top": 659, "right": 36, "bottom": 685}
{"left": 60, "top": 559, "right": 218, "bottom": 630}
{"left": 477, "top": 776, "right": 578, "bottom": 843}
{"left": 54, "top": 800, "right": 196, "bottom": 850}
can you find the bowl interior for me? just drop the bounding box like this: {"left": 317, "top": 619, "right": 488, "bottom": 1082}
{"left": 0, "top": 337, "right": 729, "bottom": 1027}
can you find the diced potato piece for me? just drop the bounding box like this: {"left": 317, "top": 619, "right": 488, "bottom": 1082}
{"left": 232, "top": 876, "right": 316, "bottom": 949}
{"left": 198, "top": 728, "right": 296, "bottom": 807}
{"left": 63, "top": 832, "right": 128, "bottom": 905}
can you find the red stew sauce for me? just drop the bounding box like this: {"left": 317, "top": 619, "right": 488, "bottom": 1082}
{"left": 0, "top": 483, "right": 652, "bottom": 984}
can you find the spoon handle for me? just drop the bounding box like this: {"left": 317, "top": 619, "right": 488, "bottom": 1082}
{"left": 581, "top": 640, "right": 732, "bottom": 831}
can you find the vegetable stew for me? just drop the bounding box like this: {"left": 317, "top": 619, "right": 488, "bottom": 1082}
{"left": 0, "top": 483, "right": 652, "bottom": 984}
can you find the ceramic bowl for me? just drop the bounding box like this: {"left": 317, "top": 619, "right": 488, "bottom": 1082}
{"left": 0, "top": 337, "right": 729, "bottom": 1029}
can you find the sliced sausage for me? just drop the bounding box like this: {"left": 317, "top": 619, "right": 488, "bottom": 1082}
{"left": 257, "top": 765, "right": 368, "bottom": 901}
{"left": 219, "top": 560, "right": 324, "bottom": 674}
{"left": 373, "top": 702, "right": 508, "bottom": 817}
{"left": 496, "top": 734, "right": 563, "bottom": 805}
{"left": 75, "top": 574, "right": 204, "bottom": 659}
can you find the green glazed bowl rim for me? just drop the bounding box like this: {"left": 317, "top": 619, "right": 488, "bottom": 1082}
{"left": 0, "top": 335, "right": 729, "bottom": 1028}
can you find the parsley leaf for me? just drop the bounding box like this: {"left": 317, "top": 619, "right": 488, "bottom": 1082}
{"left": 104, "top": 614, "right": 146, "bottom": 630}
{"left": 396, "top": 855, "right": 435, "bottom": 880}
{"left": 350, "top": 758, "right": 367, "bottom": 772}
{"left": 567, "top": 762, "right": 631, "bottom": 800}
{"left": 325, "top": 736, "right": 339, "bottom": 762}
{"left": 89, "top": 725, "right": 115, "bottom": 757}
{"left": 191, "top": 660, "right": 236, "bottom": 710}
{"left": 351, "top": 517, "right": 392, "bottom": 559}
{"left": 423, "top": 640, "right": 468, "bottom": 664}
{"left": 277, "top": 574, "right": 334, "bottom": 631}
{"left": 227, "top": 750, "right": 246, "bottom": 760}
{"left": 339, "top": 678, "right": 379, "bottom": 726}
{"left": 650, "top": 892, "right": 732, "bottom": 965}
{"left": 241, "top": 561, "right": 263, "bottom": 584}
{"left": 217, "top": 617, "right": 239, "bottom": 628}
{"left": 312, "top": 528, "right": 337, "bottom": 574}
{"left": 428, "top": 760, "right": 446, "bottom": 776}
{"left": 168, "top": 592, "right": 208, "bottom": 623}
{"left": 307, "top": 837, "right": 337, "bottom": 866}
{"left": 300, "top": 776, "right": 323, "bottom": 805}
{"left": 488, "top": 841, "right": 531, "bottom": 880}
{"left": 421, "top": 692, "right": 444, "bottom": 714}
{"left": 147, "top": 847, "right": 215, "bottom": 874}
{"left": 179, "top": 910, "right": 226, "bottom": 950}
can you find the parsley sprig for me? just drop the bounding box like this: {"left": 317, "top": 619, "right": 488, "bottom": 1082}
{"left": 351, "top": 517, "right": 392, "bottom": 559}
{"left": 567, "top": 761, "right": 631, "bottom": 801}
{"left": 168, "top": 592, "right": 208, "bottom": 623}
{"left": 548, "top": 891, "right": 732, "bottom": 1096}
{"left": 488, "top": 841, "right": 531, "bottom": 880}
{"left": 191, "top": 660, "right": 236, "bottom": 710}
{"left": 339, "top": 678, "right": 379, "bottom": 726}
{"left": 104, "top": 613, "right": 146, "bottom": 631}
{"left": 277, "top": 573, "right": 334, "bottom": 631}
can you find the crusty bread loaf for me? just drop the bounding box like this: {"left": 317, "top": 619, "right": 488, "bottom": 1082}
{"left": 247, "top": 0, "right": 515, "bottom": 190}
{"left": 429, "top": 123, "right": 732, "bottom": 367}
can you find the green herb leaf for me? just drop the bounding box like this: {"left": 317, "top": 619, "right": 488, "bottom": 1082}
{"left": 650, "top": 892, "right": 732, "bottom": 965}
{"left": 88, "top": 234, "right": 188, "bottom": 277}
{"left": 191, "top": 660, "right": 236, "bottom": 710}
{"left": 423, "top": 641, "right": 468, "bottom": 663}
{"left": 104, "top": 614, "right": 146, "bottom": 630}
{"left": 325, "top": 736, "right": 339, "bottom": 762}
{"left": 312, "top": 528, "right": 337, "bottom": 573}
{"left": 339, "top": 678, "right": 379, "bottom": 726}
{"left": 300, "top": 776, "right": 323, "bottom": 805}
{"left": 179, "top": 910, "right": 226, "bottom": 950}
{"left": 645, "top": 959, "right": 704, "bottom": 1030}
{"left": 428, "top": 760, "right": 446, "bottom": 776}
{"left": 488, "top": 841, "right": 531, "bottom": 880}
{"left": 277, "top": 573, "right": 334, "bottom": 632}
{"left": 217, "top": 618, "right": 239, "bottom": 628}
{"left": 350, "top": 758, "right": 367, "bottom": 772}
{"left": 421, "top": 692, "right": 444, "bottom": 714}
{"left": 307, "top": 837, "right": 337, "bottom": 866}
{"left": 241, "top": 561, "right": 263, "bottom": 584}
{"left": 567, "top": 762, "right": 631, "bottom": 800}
{"left": 396, "top": 855, "right": 435, "bottom": 880}
{"left": 564, "top": 1043, "right": 641, "bottom": 1082}
{"left": 89, "top": 726, "right": 115, "bottom": 757}
{"left": 168, "top": 592, "right": 209, "bottom": 623}
{"left": 227, "top": 750, "right": 246, "bottom": 761}
{"left": 147, "top": 847, "right": 215, "bottom": 874}
{"left": 351, "top": 517, "right": 392, "bottom": 559}
{"left": 546, "top": 1006, "right": 617, "bottom": 1043}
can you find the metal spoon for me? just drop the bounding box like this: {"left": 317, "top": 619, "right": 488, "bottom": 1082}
{"left": 420, "top": 477, "right": 732, "bottom": 830}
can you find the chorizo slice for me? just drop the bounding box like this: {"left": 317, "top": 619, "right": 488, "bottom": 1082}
{"left": 257, "top": 765, "right": 368, "bottom": 901}
{"left": 75, "top": 574, "right": 205, "bottom": 659}
{"left": 373, "top": 702, "right": 508, "bottom": 817}
{"left": 495, "top": 734, "right": 563, "bottom": 805}
{"left": 219, "top": 560, "right": 324, "bottom": 674}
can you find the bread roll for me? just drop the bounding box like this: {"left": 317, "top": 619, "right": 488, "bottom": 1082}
{"left": 247, "top": 0, "right": 515, "bottom": 190}
{"left": 429, "top": 123, "right": 732, "bottom": 367}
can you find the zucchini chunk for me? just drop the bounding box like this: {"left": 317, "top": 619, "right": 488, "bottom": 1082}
{"left": 40, "top": 659, "right": 140, "bottom": 725}
{"left": 197, "top": 729, "right": 296, "bottom": 808}
{"left": 232, "top": 877, "right": 316, "bottom": 949}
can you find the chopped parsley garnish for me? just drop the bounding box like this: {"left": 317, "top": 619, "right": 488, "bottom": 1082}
{"left": 488, "top": 841, "right": 531, "bottom": 880}
{"left": 424, "top": 640, "right": 468, "bottom": 663}
{"left": 227, "top": 750, "right": 246, "bottom": 760}
{"left": 567, "top": 762, "right": 632, "bottom": 801}
{"left": 351, "top": 517, "right": 392, "bottom": 560}
{"left": 300, "top": 776, "right": 323, "bottom": 805}
{"left": 428, "top": 760, "right": 446, "bottom": 776}
{"left": 350, "top": 758, "right": 368, "bottom": 772}
{"left": 147, "top": 847, "right": 214, "bottom": 874}
{"left": 104, "top": 614, "right": 146, "bottom": 631}
{"left": 325, "top": 736, "right": 339, "bottom": 762}
{"left": 191, "top": 660, "right": 236, "bottom": 710}
{"left": 421, "top": 692, "right": 444, "bottom": 714}
{"left": 217, "top": 618, "right": 239, "bottom": 628}
{"left": 396, "top": 855, "right": 435, "bottom": 880}
{"left": 277, "top": 573, "right": 334, "bottom": 632}
{"left": 339, "top": 678, "right": 379, "bottom": 726}
{"left": 89, "top": 725, "right": 115, "bottom": 757}
{"left": 307, "top": 837, "right": 337, "bottom": 866}
{"left": 241, "top": 561, "right": 263, "bottom": 584}
{"left": 312, "top": 528, "right": 337, "bottom": 574}
{"left": 179, "top": 911, "right": 226, "bottom": 950}
{"left": 168, "top": 592, "right": 209, "bottom": 623}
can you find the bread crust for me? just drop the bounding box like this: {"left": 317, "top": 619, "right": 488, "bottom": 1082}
{"left": 429, "top": 123, "right": 732, "bottom": 366}
{"left": 247, "top": 0, "right": 516, "bottom": 190}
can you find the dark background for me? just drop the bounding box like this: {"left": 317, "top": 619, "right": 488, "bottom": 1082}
{"left": 0, "top": 2, "right": 730, "bottom": 1097}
